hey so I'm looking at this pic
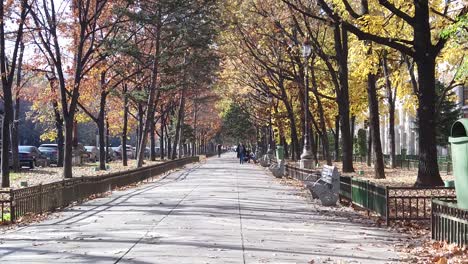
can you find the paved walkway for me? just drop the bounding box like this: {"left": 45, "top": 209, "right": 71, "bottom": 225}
{"left": 0, "top": 153, "right": 402, "bottom": 263}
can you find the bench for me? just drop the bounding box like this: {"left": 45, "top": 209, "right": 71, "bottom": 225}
{"left": 306, "top": 165, "right": 340, "bottom": 206}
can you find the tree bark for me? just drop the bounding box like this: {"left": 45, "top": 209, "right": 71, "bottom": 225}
{"left": 11, "top": 41, "right": 24, "bottom": 172}
{"left": 382, "top": 53, "right": 396, "bottom": 168}
{"left": 150, "top": 118, "right": 156, "bottom": 161}
{"left": 166, "top": 121, "right": 172, "bottom": 158}
{"left": 413, "top": 4, "right": 443, "bottom": 186}
{"left": 172, "top": 88, "right": 186, "bottom": 159}
{"left": 136, "top": 9, "right": 161, "bottom": 167}
{"left": 122, "top": 84, "right": 129, "bottom": 166}
{"left": 310, "top": 64, "right": 332, "bottom": 165}
{"left": 367, "top": 126, "right": 372, "bottom": 166}
{"left": 415, "top": 55, "right": 443, "bottom": 186}
{"left": 0, "top": 0, "right": 27, "bottom": 186}
{"left": 97, "top": 72, "right": 107, "bottom": 170}
{"left": 48, "top": 76, "right": 64, "bottom": 167}
{"left": 63, "top": 120, "right": 74, "bottom": 178}
{"left": 334, "top": 24, "right": 354, "bottom": 172}
{"left": 160, "top": 111, "right": 165, "bottom": 160}
{"left": 334, "top": 116, "right": 340, "bottom": 161}
{"left": 367, "top": 73, "right": 385, "bottom": 178}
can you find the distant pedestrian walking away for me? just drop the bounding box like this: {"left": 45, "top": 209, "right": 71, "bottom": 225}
{"left": 217, "top": 144, "right": 222, "bottom": 157}
{"left": 238, "top": 143, "right": 246, "bottom": 164}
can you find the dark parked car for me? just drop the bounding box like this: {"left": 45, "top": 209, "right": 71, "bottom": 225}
{"left": 18, "top": 146, "right": 49, "bottom": 168}
{"left": 38, "top": 144, "right": 59, "bottom": 165}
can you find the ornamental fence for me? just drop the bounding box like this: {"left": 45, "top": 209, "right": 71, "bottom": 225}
{"left": 0, "top": 157, "right": 199, "bottom": 224}
{"left": 284, "top": 164, "right": 456, "bottom": 225}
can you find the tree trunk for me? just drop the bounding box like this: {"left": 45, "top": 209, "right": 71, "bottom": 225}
{"left": 106, "top": 118, "right": 110, "bottom": 162}
{"left": 11, "top": 92, "right": 20, "bottom": 172}
{"left": 97, "top": 117, "right": 106, "bottom": 170}
{"left": 136, "top": 104, "right": 144, "bottom": 159}
{"left": 382, "top": 53, "right": 396, "bottom": 169}
{"left": 278, "top": 79, "right": 300, "bottom": 160}
{"left": 136, "top": 12, "right": 161, "bottom": 167}
{"left": 160, "top": 112, "right": 165, "bottom": 160}
{"left": 150, "top": 118, "right": 156, "bottom": 161}
{"left": 334, "top": 116, "right": 340, "bottom": 161}
{"left": 1, "top": 112, "right": 11, "bottom": 187}
{"left": 166, "top": 123, "right": 172, "bottom": 159}
{"left": 97, "top": 73, "right": 107, "bottom": 170}
{"left": 412, "top": 2, "right": 443, "bottom": 186}
{"left": 334, "top": 24, "right": 354, "bottom": 172}
{"left": 367, "top": 127, "right": 372, "bottom": 166}
{"left": 11, "top": 41, "right": 24, "bottom": 172}
{"left": 63, "top": 119, "right": 74, "bottom": 179}
{"left": 122, "top": 84, "right": 129, "bottom": 166}
{"left": 311, "top": 65, "right": 332, "bottom": 165}
{"left": 172, "top": 88, "right": 186, "bottom": 160}
{"left": 415, "top": 55, "right": 443, "bottom": 186}
{"left": 367, "top": 73, "right": 385, "bottom": 178}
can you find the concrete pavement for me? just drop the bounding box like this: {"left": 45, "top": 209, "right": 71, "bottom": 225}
{"left": 0, "top": 153, "right": 402, "bottom": 263}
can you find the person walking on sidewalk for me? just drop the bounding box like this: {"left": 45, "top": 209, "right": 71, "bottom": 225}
{"left": 238, "top": 143, "right": 246, "bottom": 164}
{"left": 217, "top": 144, "right": 222, "bottom": 157}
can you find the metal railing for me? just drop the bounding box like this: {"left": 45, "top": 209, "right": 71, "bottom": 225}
{"left": 285, "top": 165, "right": 320, "bottom": 182}
{"left": 2, "top": 157, "right": 199, "bottom": 223}
{"left": 284, "top": 164, "right": 456, "bottom": 224}
{"left": 432, "top": 199, "right": 468, "bottom": 247}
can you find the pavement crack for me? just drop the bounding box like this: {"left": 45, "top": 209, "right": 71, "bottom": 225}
{"left": 236, "top": 166, "right": 247, "bottom": 264}
{"left": 113, "top": 165, "right": 202, "bottom": 264}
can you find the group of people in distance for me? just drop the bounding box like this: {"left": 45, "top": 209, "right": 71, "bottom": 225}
{"left": 235, "top": 143, "right": 256, "bottom": 164}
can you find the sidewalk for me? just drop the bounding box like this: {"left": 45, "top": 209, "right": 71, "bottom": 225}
{"left": 0, "top": 153, "right": 403, "bottom": 263}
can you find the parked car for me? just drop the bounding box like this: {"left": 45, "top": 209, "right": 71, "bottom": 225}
{"left": 18, "top": 146, "right": 49, "bottom": 168}
{"left": 38, "top": 144, "right": 59, "bottom": 165}
{"left": 154, "top": 147, "right": 161, "bottom": 156}
{"left": 144, "top": 147, "right": 151, "bottom": 158}
{"left": 118, "top": 145, "right": 135, "bottom": 159}
{"left": 73, "top": 143, "right": 89, "bottom": 165}
{"left": 111, "top": 147, "right": 121, "bottom": 159}
{"left": 84, "top": 146, "right": 99, "bottom": 162}
{"left": 96, "top": 147, "right": 117, "bottom": 162}
{"left": 106, "top": 147, "right": 117, "bottom": 161}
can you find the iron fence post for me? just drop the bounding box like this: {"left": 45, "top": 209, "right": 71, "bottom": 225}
{"left": 39, "top": 183, "right": 43, "bottom": 214}
{"left": 385, "top": 186, "right": 389, "bottom": 226}
{"left": 9, "top": 189, "right": 15, "bottom": 223}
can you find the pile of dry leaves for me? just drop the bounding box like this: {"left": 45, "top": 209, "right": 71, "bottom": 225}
{"left": 393, "top": 222, "right": 468, "bottom": 263}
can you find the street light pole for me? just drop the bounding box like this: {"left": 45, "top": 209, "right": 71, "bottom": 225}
{"left": 300, "top": 41, "right": 314, "bottom": 169}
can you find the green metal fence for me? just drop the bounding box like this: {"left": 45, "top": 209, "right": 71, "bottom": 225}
{"left": 432, "top": 199, "right": 468, "bottom": 247}
{"left": 351, "top": 178, "right": 388, "bottom": 218}
{"left": 3, "top": 157, "right": 199, "bottom": 223}
{"left": 328, "top": 173, "right": 456, "bottom": 224}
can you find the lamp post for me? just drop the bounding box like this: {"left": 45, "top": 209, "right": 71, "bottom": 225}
{"left": 300, "top": 41, "right": 314, "bottom": 169}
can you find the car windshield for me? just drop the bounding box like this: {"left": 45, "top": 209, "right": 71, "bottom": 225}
{"left": 19, "top": 146, "right": 33, "bottom": 152}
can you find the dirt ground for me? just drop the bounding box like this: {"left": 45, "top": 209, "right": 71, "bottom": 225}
{"left": 8, "top": 159, "right": 163, "bottom": 189}
{"left": 332, "top": 161, "right": 454, "bottom": 187}
{"left": 287, "top": 159, "right": 454, "bottom": 187}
